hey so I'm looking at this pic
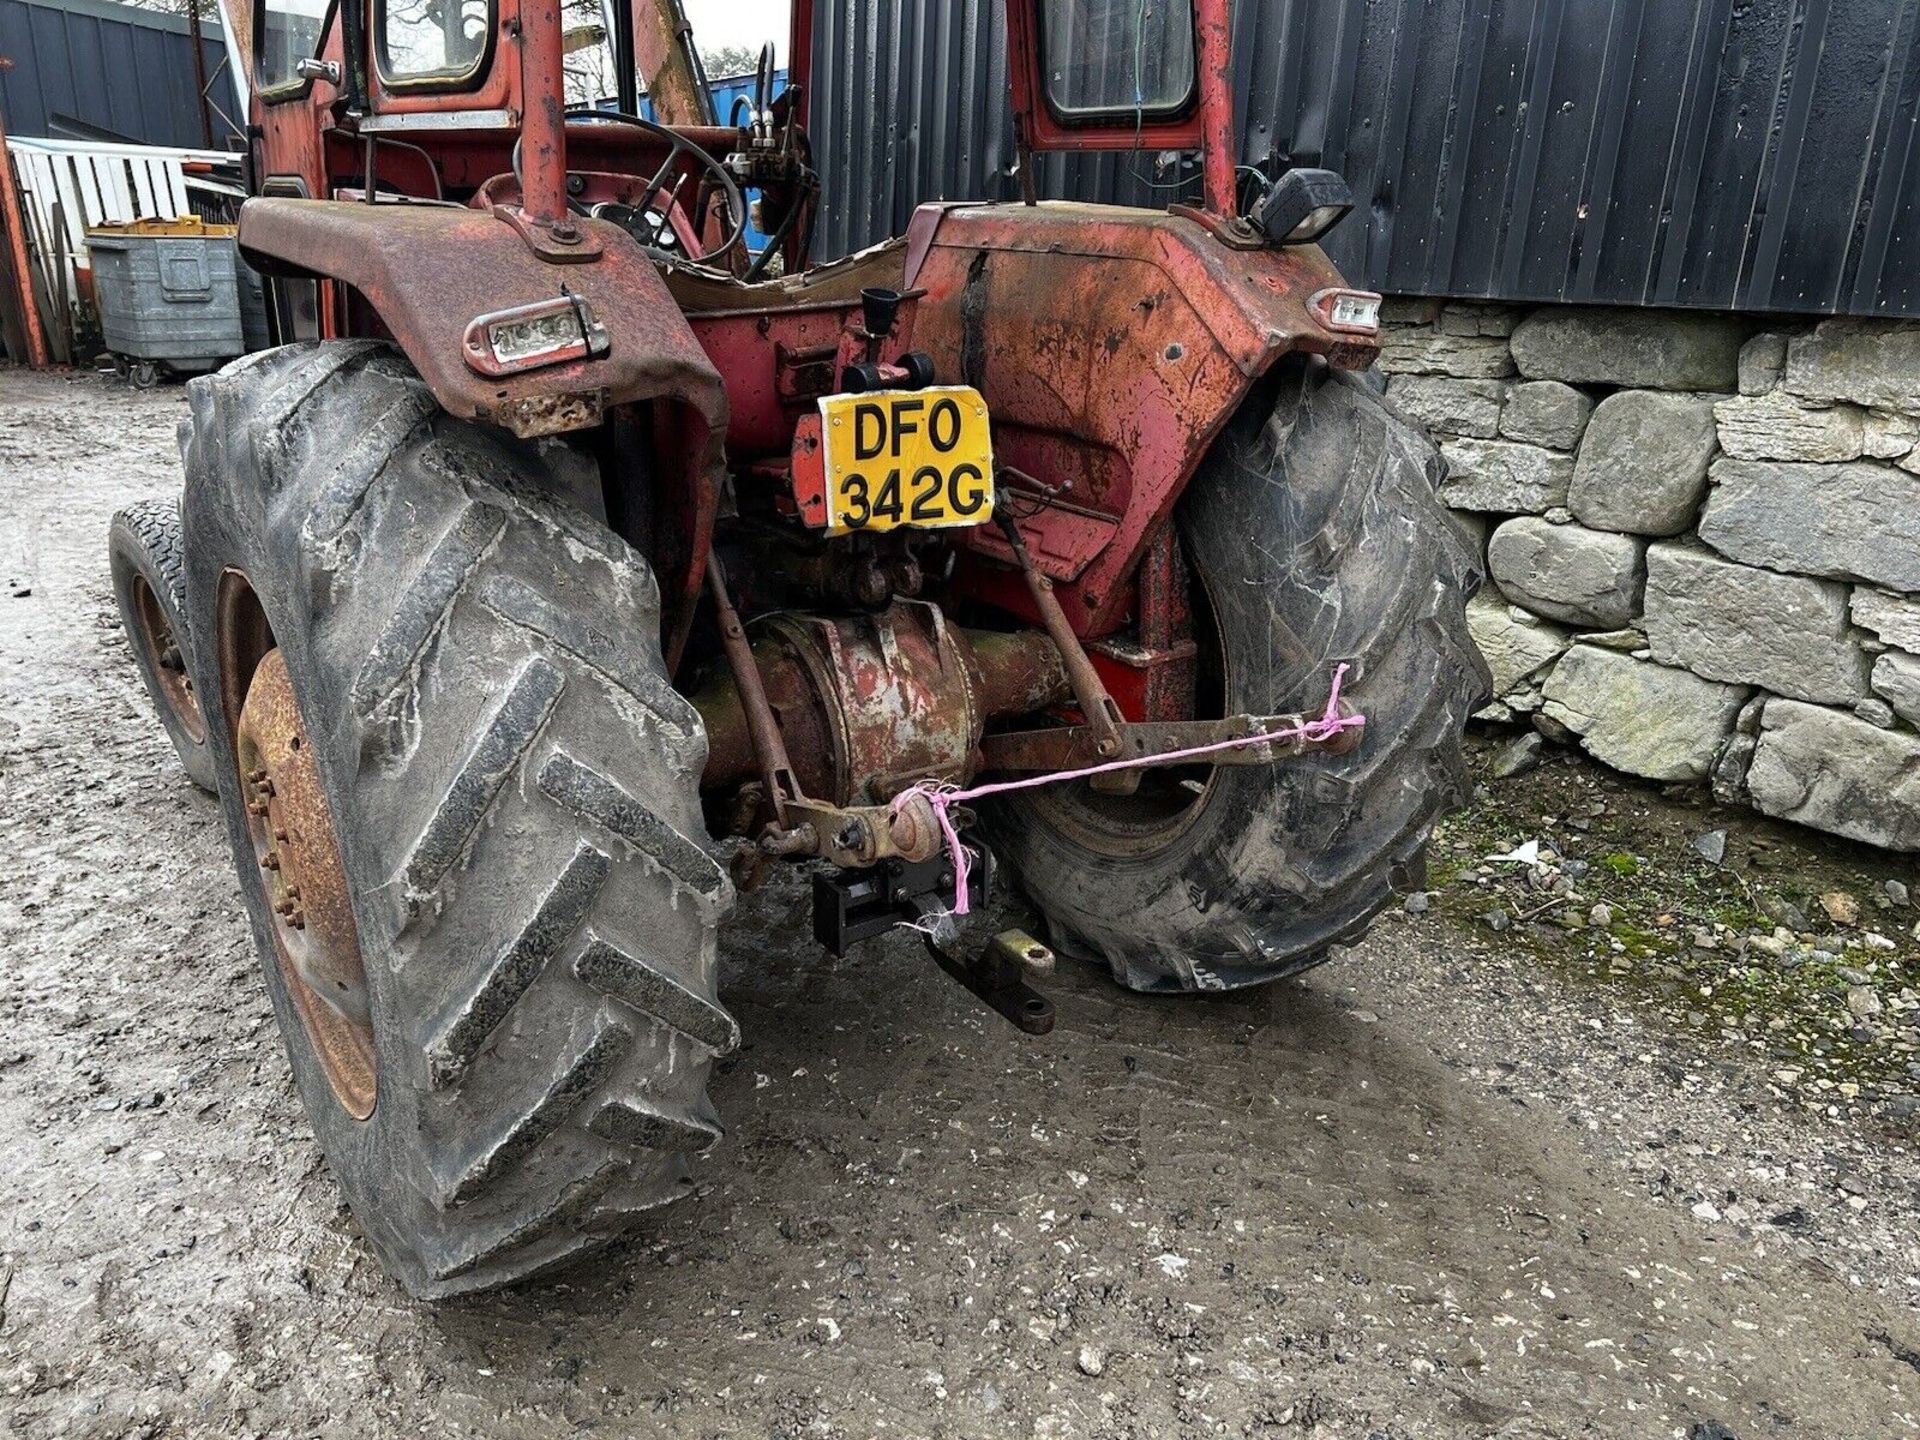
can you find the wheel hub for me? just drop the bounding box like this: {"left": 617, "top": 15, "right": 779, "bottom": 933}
{"left": 235, "top": 646, "right": 377, "bottom": 1119}
{"left": 131, "top": 575, "right": 205, "bottom": 743}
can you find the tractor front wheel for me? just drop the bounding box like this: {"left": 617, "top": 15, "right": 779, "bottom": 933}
{"left": 178, "top": 341, "right": 736, "bottom": 1296}
{"left": 110, "top": 497, "right": 218, "bottom": 792}
{"left": 985, "top": 358, "right": 1489, "bottom": 992}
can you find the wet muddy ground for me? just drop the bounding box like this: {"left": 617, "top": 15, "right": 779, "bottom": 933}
{"left": 3, "top": 368, "right": 1918, "bottom": 1439}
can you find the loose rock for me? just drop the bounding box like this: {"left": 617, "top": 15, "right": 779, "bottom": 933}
{"left": 1380, "top": 329, "right": 1517, "bottom": 379}
{"left": 1439, "top": 302, "right": 1523, "bottom": 337}
{"left": 1820, "top": 890, "right": 1861, "bottom": 926}
{"left": 1863, "top": 409, "right": 1919, "bottom": 460}
{"left": 1693, "top": 830, "right": 1728, "bottom": 865}
{"left": 1851, "top": 590, "right": 1920, "bottom": 652}
{"left": 1581, "top": 627, "right": 1646, "bottom": 652}
{"left": 1712, "top": 730, "right": 1757, "bottom": 805}
{"left": 1381, "top": 296, "right": 1443, "bottom": 324}
{"left": 1714, "top": 391, "right": 1865, "bottom": 463}
{"left": 1856, "top": 698, "right": 1898, "bottom": 729}
{"left": 1763, "top": 896, "right": 1811, "bottom": 931}
{"left": 1492, "top": 731, "right": 1546, "bottom": 780}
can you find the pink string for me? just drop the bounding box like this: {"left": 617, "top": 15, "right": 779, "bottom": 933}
{"left": 891, "top": 663, "right": 1365, "bottom": 917}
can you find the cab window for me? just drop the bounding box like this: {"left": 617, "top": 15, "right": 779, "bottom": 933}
{"left": 1039, "top": 0, "right": 1196, "bottom": 120}
{"left": 257, "top": 0, "right": 332, "bottom": 94}
{"left": 377, "top": 0, "right": 494, "bottom": 87}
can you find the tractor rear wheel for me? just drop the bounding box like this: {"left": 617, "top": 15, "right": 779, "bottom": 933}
{"left": 178, "top": 341, "right": 736, "bottom": 1296}
{"left": 985, "top": 358, "right": 1489, "bottom": 992}
{"left": 110, "top": 497, "right": 218, "bottom": 792}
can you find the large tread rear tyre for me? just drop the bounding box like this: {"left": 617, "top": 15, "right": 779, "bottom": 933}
{"left": 985, "top": 358, "right": 1489, "bottom": 993}
{"left": 178, "top": 341, "right": 735, "bottom": 1297}
{"left": 109, "top": 497, "right": 219, "bottom": 792}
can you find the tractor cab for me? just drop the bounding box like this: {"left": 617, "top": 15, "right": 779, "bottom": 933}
{"left": 224, "top": 0, "right": 1357, "bottom": 306}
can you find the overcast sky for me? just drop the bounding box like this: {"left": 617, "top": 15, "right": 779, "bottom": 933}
{"left": 684, "top": 0, "right": 792, "bottom": 63}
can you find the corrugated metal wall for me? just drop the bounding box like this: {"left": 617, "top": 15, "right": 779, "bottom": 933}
{"left": 0, "top": 0, "right": 241, "bottom": 150}
{"left": 808, "top": 0, "right": 1920, "bottom": 318}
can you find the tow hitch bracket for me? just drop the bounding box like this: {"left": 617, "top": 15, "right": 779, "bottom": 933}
{"left": 811, "top": 845, "right": 1057, "bottom": 1035}
{"left": 812, "top": 843, "right": 994, "bottom": 956}
{"left": 923, "top": 926, "right": 1056, "bottom": 1036}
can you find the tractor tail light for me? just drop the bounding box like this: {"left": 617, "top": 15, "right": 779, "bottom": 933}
{"left": 1311, "top": 288, "right": 1382, "bottom": 336}
{"left": 463, "top": 295, "right": 610, "bottom": 377}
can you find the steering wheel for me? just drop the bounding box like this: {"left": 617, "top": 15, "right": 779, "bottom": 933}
{"left": 561, "top": 108, "right": 747, "bottom": 265}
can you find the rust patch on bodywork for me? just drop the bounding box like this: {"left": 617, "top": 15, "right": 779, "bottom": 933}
{"left": 906, "top": 201, "right": 1374, "bottom": 637}
{"left": 493, "top": 389, "right": 607, "bottom": 439}
{"left": 238, "top": 198, "right": 727, "bottom": 443}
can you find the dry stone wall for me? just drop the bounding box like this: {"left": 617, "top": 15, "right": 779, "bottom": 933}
{"left": 1378, "top": 299, "right": 1920, "bottom": 852}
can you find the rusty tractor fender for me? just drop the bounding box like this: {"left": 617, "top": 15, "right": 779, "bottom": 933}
{"left": 237, "top": 197, "right": 730, "bottom": 447}
{"left": 902, "top": 201, "right": 1377, "bottom": 638}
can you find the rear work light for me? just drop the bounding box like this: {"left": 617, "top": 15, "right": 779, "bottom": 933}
{"left": 1249, "top": 167, "right": 1355, "bottom": 246}
{"left": 1310, "top": 287, "right": 1383, "bottom": 336}
{"left": 462, "top": 294, "right": 610, "bottom": 378}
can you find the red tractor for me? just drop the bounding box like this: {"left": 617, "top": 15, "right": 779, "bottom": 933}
{"left": 107, "top": 0, "right": 1486, "bottom": 1295}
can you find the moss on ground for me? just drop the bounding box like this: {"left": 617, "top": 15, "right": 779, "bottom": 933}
{"left": 1418, "top": 733, "right": 1920, "bottom": 1108}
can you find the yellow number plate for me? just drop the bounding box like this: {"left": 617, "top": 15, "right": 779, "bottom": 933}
{"left": 818, "top": 386, "right": 995, "bottom": 536}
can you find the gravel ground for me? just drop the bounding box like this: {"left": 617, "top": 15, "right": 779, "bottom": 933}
{"left": 3, "top": 367, "right": 1918, "bottom": 1439}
